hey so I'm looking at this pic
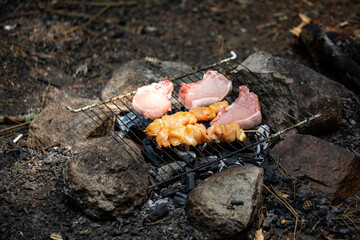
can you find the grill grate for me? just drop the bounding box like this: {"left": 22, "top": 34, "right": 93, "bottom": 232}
{"left": 67, "top": 52, "right": 320, "bottom": 188}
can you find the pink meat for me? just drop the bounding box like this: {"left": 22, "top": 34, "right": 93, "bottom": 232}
{"left": 132, "top": 80, "right": 174, "bottom": 120}
{"left": 210, "top": 86, "right": 262, "bottom": 129}
{"left": 179, "top": 70, "right": 232, "bottom": 109}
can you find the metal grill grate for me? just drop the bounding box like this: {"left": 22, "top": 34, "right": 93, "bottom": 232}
{"left": 67, "top": 52, "right": 320, "bottom": 188}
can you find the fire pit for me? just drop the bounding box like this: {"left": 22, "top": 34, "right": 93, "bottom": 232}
{"left": 67, "top": 51, "right": 320, "bottom": 189}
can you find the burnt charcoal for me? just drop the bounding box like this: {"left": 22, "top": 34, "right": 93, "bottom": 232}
{"left": 142, "top": 139, "right": 162, "bottom": 166}
{"left": 173, "top": 192, "right": 187, "bottom": 207}
{"left": 160, "top": 183, "right": 186, "bottom": 197}
{"left": 147, "top": 203, "right": 169, "bottom": 221}
{"left": 327, "top": 219, "right": 335, "bottom": 228}
{"left": 317, "top": 205, "right": 329, "bottom": 217}
{"left": 263, "top": 211, "right": 277, "bottom": 229}
{"left": 175, "top": 150, "right": 196, "bottom": 165}
{"left": 185, "top": 173, "right": 195, "bottom": 192}
{"left": 198, "top": 171, "right": 214, "bottom": 179}
{"left": 125, "top": 126, "right": 147, "bottom": 145}
{"left": 195, "top": 179, "right": 203, "bottom": 185}
{"left": 339, "top": 228, "right": 351, "bottom": 235}
{"left": 274, "top": 229, "right": 282, "bottom": 237}
{"left": 176, "top": 192, "right": 188, "bottom": 199}
{"left": 230, "top": 200, "right": 244, "bottom": 206}
{"left": 194, "top": 156, "right": 218, "bottom": 170}
{"left": 326, "top": 210, "right": 336, "bottom": 219}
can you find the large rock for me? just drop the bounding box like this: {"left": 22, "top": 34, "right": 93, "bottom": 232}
{"left": 27, "top": 96, "right": 122, "bottom": 148}
{"left": 186, "top": 166, "right": 264, "bottom": 239}
{"left": 101, "top": 60, "right": 192, "bottom": 100}
{"left": 64, "top": 136, "right": 149, "bottom": 220}
{"left": 232, "top": 51, "right": 342, "bottom": 135}
{"left": 270, "top": 134, "right": 360, "bottom": 204}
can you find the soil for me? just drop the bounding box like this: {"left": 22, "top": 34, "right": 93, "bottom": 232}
{"left": 1, "top": 0, "right": 359, "bottom": 239}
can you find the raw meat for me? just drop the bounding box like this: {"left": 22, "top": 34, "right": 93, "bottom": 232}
{"left": 207, "top": 122, "right": 246, "bottom": 142}
{"left": 210, "top": 86, "right": 262, "bottom": 129}
{"left": 144, "top": 101, "right": 228, "bottom": 137}
{"left": 179, "top": 70, "right": 232, "bottom": 109}
{"left": 131, "top": 80, "right": 174, "bottom": 120}
{"left": 189, "top": 100, "right": 229, "bottom": 121}
{"left": 144, "top": 111, "right": 198, "bottom": 137}
{"left": 155, "top": 123, "right": 210, "bottom": 148}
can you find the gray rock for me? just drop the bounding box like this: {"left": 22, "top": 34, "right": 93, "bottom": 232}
{"left": 186, "top": 166, "right": 264, "bottom": 239}
{"left": 101, "top": 60, "right": 193, "bottom": 100}
{"left": 64, "top": 136, "right": 149, "bottom": 220}
{"left": 232, "top": 51, "right": 341, "bottom": 135}
{"left": 270, "top": 134, "right": 360, "bottom": 204}
{"left": 27, "top": 96, "right": 122, "bottom": 148}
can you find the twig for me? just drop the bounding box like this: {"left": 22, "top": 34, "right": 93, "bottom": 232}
{"left": 0, "top": 122, "right": 30, "bottom": 134}
{"left": 51, "top": 1, "right": 136, "bottom": 7}
{"left": 64, "top": 2, "right": 114, "bottom": 34}
{"left": 10, "top": 152, "right": 40, "bottom": 170}
{"left": 263, "top": 184, "right": 299, "bottom": 239}
{"left": 0, "top": 11, "right": 41, "bottom": 22}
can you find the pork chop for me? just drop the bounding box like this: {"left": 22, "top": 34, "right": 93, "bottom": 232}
{"left": 131, "top": 80, "right": 174, "bottom": 120}
{"left": 210, "top": 86, "right": 262, "bottom": 129}
{"left": 179, "top": 70, "right": 232, "bottom": 109}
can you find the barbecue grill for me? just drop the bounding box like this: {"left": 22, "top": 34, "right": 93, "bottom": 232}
{"left": 67, "top": 51, "right": 320, "bottom": 188}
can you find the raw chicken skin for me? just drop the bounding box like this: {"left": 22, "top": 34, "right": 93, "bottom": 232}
{"left": 131, "top": 80, "right": 174, "bottom": 120}
{"left": 210, "top": 86, "right": 262, "bottom": 129}
{"left": 179, "top": 70, "right": 232, "bottom": 109}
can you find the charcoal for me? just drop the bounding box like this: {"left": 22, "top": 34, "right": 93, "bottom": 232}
{"left": 173, "top": 196, "right": 186, "bottom": 207}
{"left": 147, "top": 203, "right": 169, "bottom": 221}
{"left": 185, "top": 173, "right": 195, "bottom": 192}
{"left": 176, "top": 192, "right": 187, "bottom": 199}
{"left": 263, "top": 211, "right": 277, "bottom": 229}
{"left": 173, "top": 192, "right": 187, "bottom": 207}
{"left": 160, "top": 183, "right": 186, "bottom": 197}
{"left": 198, "top": 171, "right": 214, "bottom": 179}
{"left": 230, "top": 200, "right": 244, "bottom": 206}
{"left": 175, "top": 150, "right": 196, "bottom": 164}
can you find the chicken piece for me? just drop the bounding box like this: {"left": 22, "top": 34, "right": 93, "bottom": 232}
{"left": 144, "top": 111, "right": 197, "bottom": 137}
{"left": 184, "top": 124, "right": 211, "bottom": 146}
{"left": 207, "top": 122, "right": 246, "bottom": 142}
{"left": 189, "top": 100, "right": 229, "bottom": 121}
{"left": 132, "top": 80, "right": 174, "bottom": 120}
{"left": 156, "top": 124, "right": 210, "bottom": 148}
{"left": 211, "top": 86, "right": 262, "bottom": 129}
{"left": 208, "top": 100, "right": 230, "bottom": 113}
{"left": 189, "top": 107, "right": 215, "bottom": 121}
{"left": 156, "top": 128, "right": 171, "bottom": 148}
{"left": 179, "top": 70, "right": 232, "bottom": 109}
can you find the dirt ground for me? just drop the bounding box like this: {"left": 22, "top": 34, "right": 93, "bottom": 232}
{"left": 1, "top": 0, "right": 359, "bottom": 239}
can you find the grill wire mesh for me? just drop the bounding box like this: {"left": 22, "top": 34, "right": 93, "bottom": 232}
{"left": 70, "top": 54, "right": 319, "bottom": 189}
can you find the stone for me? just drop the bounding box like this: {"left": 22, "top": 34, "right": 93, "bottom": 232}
{"left": 26, "top": 96, "right": 123, "bottom": 148}
{"left": 101, "top": 59, "right": 193, "bottom": 100}
{"left": 232, "top": 51, "right": 342, "bottom": 135}
{"left": 64, "top": 136, "right": 149, "bottom": 220}
{"left": 270, "top": 134, "right": 360, "bottom": 204}
{"left": 186, "top": 166, "right": 264, "bottom": 239}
